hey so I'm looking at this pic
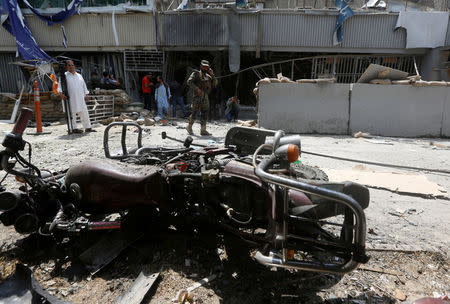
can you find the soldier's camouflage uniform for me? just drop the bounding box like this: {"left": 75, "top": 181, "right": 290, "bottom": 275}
{"left": 187, "top": 69, "right": 218, "bottom": 126}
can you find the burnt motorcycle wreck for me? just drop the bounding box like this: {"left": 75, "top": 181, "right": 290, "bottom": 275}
{"left": 0, "top": 108, "right": 369, "bottom": 275}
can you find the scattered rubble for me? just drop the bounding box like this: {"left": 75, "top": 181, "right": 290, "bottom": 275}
{"left": 236, "top": 119, "right": 256, "bottom": 127}
{"left": 174, "top": 274, "right": 217, "bottom": 304}
{"left": 325, "top": 165, "right": 448, "bottom": 198}
{"left": 91, "top": 89, "right": 131, "bottom": 105}
{"left": 115, "top": 270, "right": 159, "bottom": 304}
{"left": 0, "top": 122, "right": 448, "bottom": 304}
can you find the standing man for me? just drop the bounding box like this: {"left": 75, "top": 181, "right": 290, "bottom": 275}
{"left": 58, "top": 60, "right": 95, "bottom": 134}
{"left": 169, "top": 79, "right": 187, "bottom": 118}
{"left": 186, "top": 60, "right": 217, "bottom": 136}
{"left": 155, "top": 75, "right": 171, "bottom": 119}
{"left": 225, "top": 96, "right": 240, "bottom": 122}
{"left": 142, "top": 73, "right": 153, "bottom": 111}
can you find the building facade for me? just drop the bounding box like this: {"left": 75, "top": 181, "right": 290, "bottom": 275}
{"left": 1, "top": 0, "right": 449, "bottom": 104}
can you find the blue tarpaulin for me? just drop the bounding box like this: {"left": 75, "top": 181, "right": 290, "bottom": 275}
{"left": 236, "top": 0, "right": 247, "bottom": 8}
{"left": 333, "top": 0, "right": 354, "bottom": 45}
{"left": 0, "top": 0, "right": 5, "bottom": 14}
{"left": 1, "top": 0, "right": 52, "bottom": 62}
{"left": 22, "top": 0, "right": 82, "bottom": 26}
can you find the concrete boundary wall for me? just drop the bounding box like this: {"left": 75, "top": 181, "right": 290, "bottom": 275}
{"left": 258, "top": 83, "right": 450, "bottom": 137}
{"left": 350, "top": 84, "right": 448, "bottom": 137}
{"left": 443, "top": 90, "right": 450, "bottom": 137}
{"left": 258, "top": 83, "right": 350, "bottom": 134}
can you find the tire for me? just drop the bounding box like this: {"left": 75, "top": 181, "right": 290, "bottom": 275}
{"left": 292, "top": 163, "right": 329, "bottom": 182}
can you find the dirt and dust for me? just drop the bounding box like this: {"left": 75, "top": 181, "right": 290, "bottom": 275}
{"left": 0, "top": 119, "right": 449, "bottom": 304}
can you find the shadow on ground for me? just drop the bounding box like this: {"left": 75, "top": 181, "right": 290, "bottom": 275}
{"left": 0, "top": 229, "right": 396, "bottom": 304}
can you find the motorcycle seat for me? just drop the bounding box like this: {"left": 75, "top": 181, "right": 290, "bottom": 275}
{"left": 64, "top": 160, "right": 168, "bottom": 212}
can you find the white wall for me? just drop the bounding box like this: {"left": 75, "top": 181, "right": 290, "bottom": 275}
{"left": 443, "top": 89, "right": 450, "bottom": 137}
{"left": 258, "top": 83, "right": 450, "bottom": 137}
{"left": 350, "top": 84, "right": 447, "bottom": 137}
{"left": 258, "top": 83, "right": 350, "bottom": 134}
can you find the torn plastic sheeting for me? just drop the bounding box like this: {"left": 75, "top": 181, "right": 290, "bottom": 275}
{"left": 332, "top": 0, "right": 354, "bottom": 45}
{"left": 1, "top": 0, "right": 52, "bottom": 62}
{"left": 227, "top": 12, "right": 241, "bottom": 73}
{"left": 16, "top": 0, "right": 82, "bottom": 49}
{"left": 20, "top": 4, "right": 155, "bottom": 15}
{"left": 361, "top": 0, "right": 386, "bottom": 9}
{"left": 176, "top": 0, "right": 188, "bottom": 10}
{"left": 112, "top": 11, "right": 119, "bottom": 46}
{"left": 21, "top": 0, "right": 82, "bottom": 26}
{"left": 0, "top": 263, "right": 72, "bottom": 304}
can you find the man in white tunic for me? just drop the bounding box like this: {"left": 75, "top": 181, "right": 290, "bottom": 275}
{"left": 58, "top": 60, "right": 94, "bottom": 133}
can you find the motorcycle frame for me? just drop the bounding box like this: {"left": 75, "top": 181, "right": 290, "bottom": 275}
{"left": 0, "top": 116, "right": 368, "bottom": 275}
{"left": 253, "top": 154, "right": 367, "bottom": 274}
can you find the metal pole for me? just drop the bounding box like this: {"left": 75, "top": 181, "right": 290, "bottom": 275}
{"left": 256, "top": 12, "right": 261, "bottom": 59}
{"left": 291, "top": 60, "right": 294, "bottom": 80}
{"left": 123, "top": 52, "right": 130, "bottom": 96}
{"left": 33, "top": 81, "right": 42, "bottom": 133}
{"left": 282, "top": 188, "right": 288, "bottom": 263}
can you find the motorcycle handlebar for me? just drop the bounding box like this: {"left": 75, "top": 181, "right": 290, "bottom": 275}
{"left": 12, "top": 108, "right": 33, "bottom": 136}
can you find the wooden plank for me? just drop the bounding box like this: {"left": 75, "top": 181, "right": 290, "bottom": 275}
{"left": 115, "top": 269, "right": 160, "bottom": 304}
{"left": 358, "top": 265, "right": 403, "bottom": 276}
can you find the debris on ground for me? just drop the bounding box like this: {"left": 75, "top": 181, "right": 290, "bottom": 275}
{"left": 91, "top": 89, "right": 132, "bottom": 105}
{"left": 236, "top": 119, "right": 256, "bottom": 127}
{"left": 0, "top": 263, "right": 71, "bottom": 304}
{"left": 429, "top": 141, "right": 450, "bottom": 149}
{"left": 0, "top": 122, "right": 448, "bottom": 304}
{"left": 79, "top": 231, "right": 143, "bottom": 275}
{"left": 174, "top": 274, "right": 217, "bottom": 304}
{"left": 395, "top": 288, "right": 407, "bottom": 301}
{"left": 324, "top": 165, "right": 448, "bottom": 198}
{"left": 353, "top": 131, "right": 372, "bottom": 138}
{"left": 115, "top": 269, "right": 159, "bottom": 304}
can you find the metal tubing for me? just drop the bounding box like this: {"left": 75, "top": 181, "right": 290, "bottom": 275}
{"left": 253, "top": 154, "right": 366, "bottom": 273}
{"left": 254, "top": 251, "right": 359, "bottom": 274}
{"left": 104, "top": 122, "right": 142, "bottom": 159}
{"left": 255, "top": 155, "right": 366, "bottom": 246}
{"left": 272, "top": 130, "right": 285, "bottom": 152}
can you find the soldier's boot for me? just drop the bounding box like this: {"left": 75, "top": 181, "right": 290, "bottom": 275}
{"left": 186, "top": 122, "right": 194, "bottom": 135}
{"left": 200, "top": 124, "right": 211, "bottom": 136}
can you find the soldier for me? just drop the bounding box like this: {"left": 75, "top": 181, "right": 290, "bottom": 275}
{"left": 186, "top": 60, "right": 218, "bottom": 136}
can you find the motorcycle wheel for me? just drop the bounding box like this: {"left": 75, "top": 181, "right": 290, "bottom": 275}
{"left": 292, "top": 163, "right": 328, "bottom": 182}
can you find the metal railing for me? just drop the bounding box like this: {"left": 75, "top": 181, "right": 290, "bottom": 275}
{"left": 75, "top": 95, "right": 115, "bottom": 124}
{"left": 311, "top": 55, "right": 418, "bottom": 83}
